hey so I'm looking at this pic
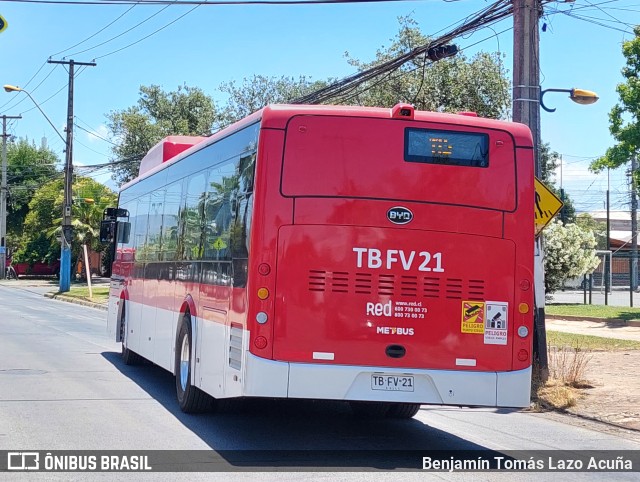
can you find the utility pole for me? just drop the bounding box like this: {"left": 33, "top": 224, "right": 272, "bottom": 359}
{"left": 559, "top": 154, "right": 566, "bottom": 223}
{"left": 47, "top": 59, "right": 96, "bottom": 292}
{"left": 631, "top": 156, "right": 638, "bottom": 292}
{"left": 605, "top": 179, "right": 610, "bottom": 305}
{"left": 1, "top": 114, "right": 21, "bottom": 279}
{"left": 513, "top": 0, "right": 547, "bottom": 372}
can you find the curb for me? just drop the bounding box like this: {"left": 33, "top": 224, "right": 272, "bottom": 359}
{"left": 546, "top": 314, "right": 640, "bottom": 327}
{"left": 44, "top": 292, "right": 108, "bottom": 311}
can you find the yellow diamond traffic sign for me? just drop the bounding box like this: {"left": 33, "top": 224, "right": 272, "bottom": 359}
{"left": 212, "top": 237, "right": 227, "bottom": 250}
{"left": 0, "top": 15, "right": 7, "bottom": 34}
{"left": 535, "top": 177, "right": 563, "bottom": 235}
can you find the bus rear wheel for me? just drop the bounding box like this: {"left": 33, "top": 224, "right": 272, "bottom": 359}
{"left": 120, "top": 301, "right": 142, "bottom": 365}
{"left": 349, "top": 401, "right": 391, "bottom": 417}
{"left": 386, "top": 403, "right": 421, "bottom": 419}
{"left": 175, "top": 315, "right": 214, "bottom": 413}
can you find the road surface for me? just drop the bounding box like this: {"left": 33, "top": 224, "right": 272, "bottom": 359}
{"left": 1, "top": 283, "right": 639, "bottom": 479}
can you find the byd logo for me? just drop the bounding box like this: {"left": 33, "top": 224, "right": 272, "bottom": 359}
{"left": 387, "top": 206, "right": 413, "bottom": 225}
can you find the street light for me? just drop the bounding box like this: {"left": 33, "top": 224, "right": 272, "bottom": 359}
{"left": 4, "top": 84, "right": 72, "bottom": 292}
{"left": 3, "top": 85, "right": 67, "bottom": 144}
{"left": 540, "top": 87, "right": 599, "bottom": 113}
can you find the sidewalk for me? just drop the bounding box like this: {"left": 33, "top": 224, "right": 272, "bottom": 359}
{"left": 0, "top": 276, "right": 109, "bottom": 310}
{"left": 546, "top": 318, "right": 640, "bottom": 342}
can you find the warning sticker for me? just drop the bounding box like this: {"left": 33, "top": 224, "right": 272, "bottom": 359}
{"left": 461, "top": 301, "right": 485, "bottom": 334}
{"left": 484, "top": 301, "right": 508, "bottom": 345}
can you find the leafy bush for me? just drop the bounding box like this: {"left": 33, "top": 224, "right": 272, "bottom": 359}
{"left": 544, "top": 219, "right": 600, "bottom": 293}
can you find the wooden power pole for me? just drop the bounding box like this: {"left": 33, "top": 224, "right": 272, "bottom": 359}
{"left": 513, "top": 0, "right": 548, "bottom": 372}
{"left": 47, "top": 59, "right": 96, "bottom": 292}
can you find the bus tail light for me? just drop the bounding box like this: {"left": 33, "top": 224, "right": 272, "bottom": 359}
{"left": 258, "top": 263, "right": 271, "bottom": 276}
{"left": 517, "top": 349, "right": 529, "bottom": 362}
{"left": 257, "top": 288, "right": 269, "bottom": 300}
{"left": 517, "top": 326, "right": 529, "bottom": 338}
{"left": 256, "top": 312, "right": 268, "bottom": 324}
{"left": 518, "top": 302, "right": 529, "bottom": 314}
{"left": 254, "top": 336, "right": 268, "bottom": 349}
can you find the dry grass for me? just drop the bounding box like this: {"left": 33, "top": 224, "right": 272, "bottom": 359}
{"left": 548, "top": 344, "right": 593, "bottom": 388}
{"left": 537, "top": 381, "right": 581, "bottom": 409}
{"left": 532, "top": 342, "right": 593, "bottom": 410}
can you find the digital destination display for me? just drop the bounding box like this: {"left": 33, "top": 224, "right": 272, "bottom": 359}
{"left": 404, "top": 128, "right": 489, "bottom": 167}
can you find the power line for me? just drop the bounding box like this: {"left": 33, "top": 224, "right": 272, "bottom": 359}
{"left": 0, "top": 0, "right": 430, "bottom": 4}
{"left": 50, "top": 4, "right": 139, "bottom": 58}
{"left": 291, "top": 0, "right": 521, "bottom": 105}
{"left": 74, "top": 122, "right": 118, "bottom": 146}
{"left": 66, "top": 3, "right": 175, "bottom": 58}
{"left": 95, "top": 4, "right": 201, "bottom": 59}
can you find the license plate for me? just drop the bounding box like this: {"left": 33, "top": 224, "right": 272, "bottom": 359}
{"left": 371, "top": 374, "right": 414, "bottom": 392}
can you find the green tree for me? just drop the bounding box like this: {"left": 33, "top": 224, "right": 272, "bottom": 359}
{"left": 107, "top": 84, "right": 217, "bottom": 185}
{"left": 590, "top": 26, "right": 640, "bottom": 185}
{"left": 218, "top": 75, "right": 327, "bottom": 126}
{"left": 15, "top": 177, "right": 116, "bottom": 271}
{"left": 5, "top": 138, "right": 60, "bottom": 245}
{"left": 575, "top": 213, "right": 607, "bottom": 250}
{"left": 14, "top": 179, "right": 63, "bottom": 265}
{"left": 342, "top": 17, "right": 511, "bottom": 118}
{"left": 544, "top": 219, "right": 600, "bottom": 293}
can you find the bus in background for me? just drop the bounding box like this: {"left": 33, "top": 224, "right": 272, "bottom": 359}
{"left": 102, "top": 103, "right": 534, "bottom": 418}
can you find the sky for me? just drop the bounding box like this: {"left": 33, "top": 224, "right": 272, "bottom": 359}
{"left": 0, "top": 0, "right": 638, "bottom": 211}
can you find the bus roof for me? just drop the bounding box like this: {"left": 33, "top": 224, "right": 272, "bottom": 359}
{"left": 120, "top": 103, "right": 533, "bottom": 191}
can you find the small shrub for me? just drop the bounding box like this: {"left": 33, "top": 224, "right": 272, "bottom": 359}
{"left": 548, "top": 343, "right": 592, "bottom": 388}
{"left": 532, "top": 343, "right": 593, "bottom": 410}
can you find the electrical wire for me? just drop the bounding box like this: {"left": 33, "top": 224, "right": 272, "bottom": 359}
{"left": 291, "top": 0, "right": 519, "bottom": 105}
{"left": 0, "top": 0, "right": 429, "bottom": 4}
{"left": 66, "top": 3, "right": 175, "bottom": 57}
{"left": 74, "top": 121, "right": 118, "bottom": 146}
{"left": 95, "top": 3, "right": 201, "bottom": 59}
{"left": 0, "top": 65, "right": 59, "bottom": 113}
{"left": 50, "top": 4, "right": 139, "bottom": 58}
{"left": 583, "top": 0, "right": 635, "bottom": 28}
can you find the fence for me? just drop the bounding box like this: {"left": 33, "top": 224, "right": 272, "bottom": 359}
{"left": 564, "top": 251, "right": 640, "bottom": 307}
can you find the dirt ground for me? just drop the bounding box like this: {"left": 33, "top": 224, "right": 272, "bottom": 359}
{"left": 562, "top": 350, "right": 640, "bottom": 430}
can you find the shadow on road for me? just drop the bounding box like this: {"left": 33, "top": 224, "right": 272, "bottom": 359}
{"left": 102, "top": 351, "right": 503, "bottom": 470}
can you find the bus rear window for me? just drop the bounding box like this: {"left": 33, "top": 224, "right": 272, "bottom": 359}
{"left": 405, "top": 128, "right": 489, "bottom": 168}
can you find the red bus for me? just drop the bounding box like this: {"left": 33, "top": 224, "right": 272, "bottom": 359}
{"left": 104, "top": 103, "right": 534, "bottom": 418}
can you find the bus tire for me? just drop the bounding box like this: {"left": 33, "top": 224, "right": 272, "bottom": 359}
{"left": 120, "top": 301, "right": 142, "bottom": 366}
{"left": 349, "top": 401, "right": 390, "bottom": 418}
{"left": 386, "top": 403, "right": 421, "bottom": 419}
{"left": 175, "top": 315, "right": 214, "bottom": 413}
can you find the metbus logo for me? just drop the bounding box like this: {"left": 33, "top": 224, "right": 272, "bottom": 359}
{"left": 387, "top": 206, "right": 413, "bottom": 225}
{"left": 376, "top": 326, "right": 415, "bottom": 336}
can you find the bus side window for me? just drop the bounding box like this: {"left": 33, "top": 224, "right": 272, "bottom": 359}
{"left": 116, "top": 221, "right": 131, "bottom": 244}
{"left": 133, "top": 195, "right": 150, "bottom": 262}
{"left": 182, "top": 173, "right": 206, "bottom": 261}
{"left": 238, "top": 151, "right": 256, "bottom": 194}
{"left": 161, "top": 181, "right": 182, "bottom": 262}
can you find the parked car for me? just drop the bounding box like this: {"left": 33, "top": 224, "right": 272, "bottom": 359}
{"left": 13, "top": 261, "right": 60, "bottom": 278}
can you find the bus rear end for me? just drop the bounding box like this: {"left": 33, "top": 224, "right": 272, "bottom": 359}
{"left": 243, "top": 104, "right": 534, "bottom": 410}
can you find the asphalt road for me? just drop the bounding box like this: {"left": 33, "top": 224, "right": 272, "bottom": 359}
{"left": 1, "top": 283, "right": 640, "bottom": 480}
